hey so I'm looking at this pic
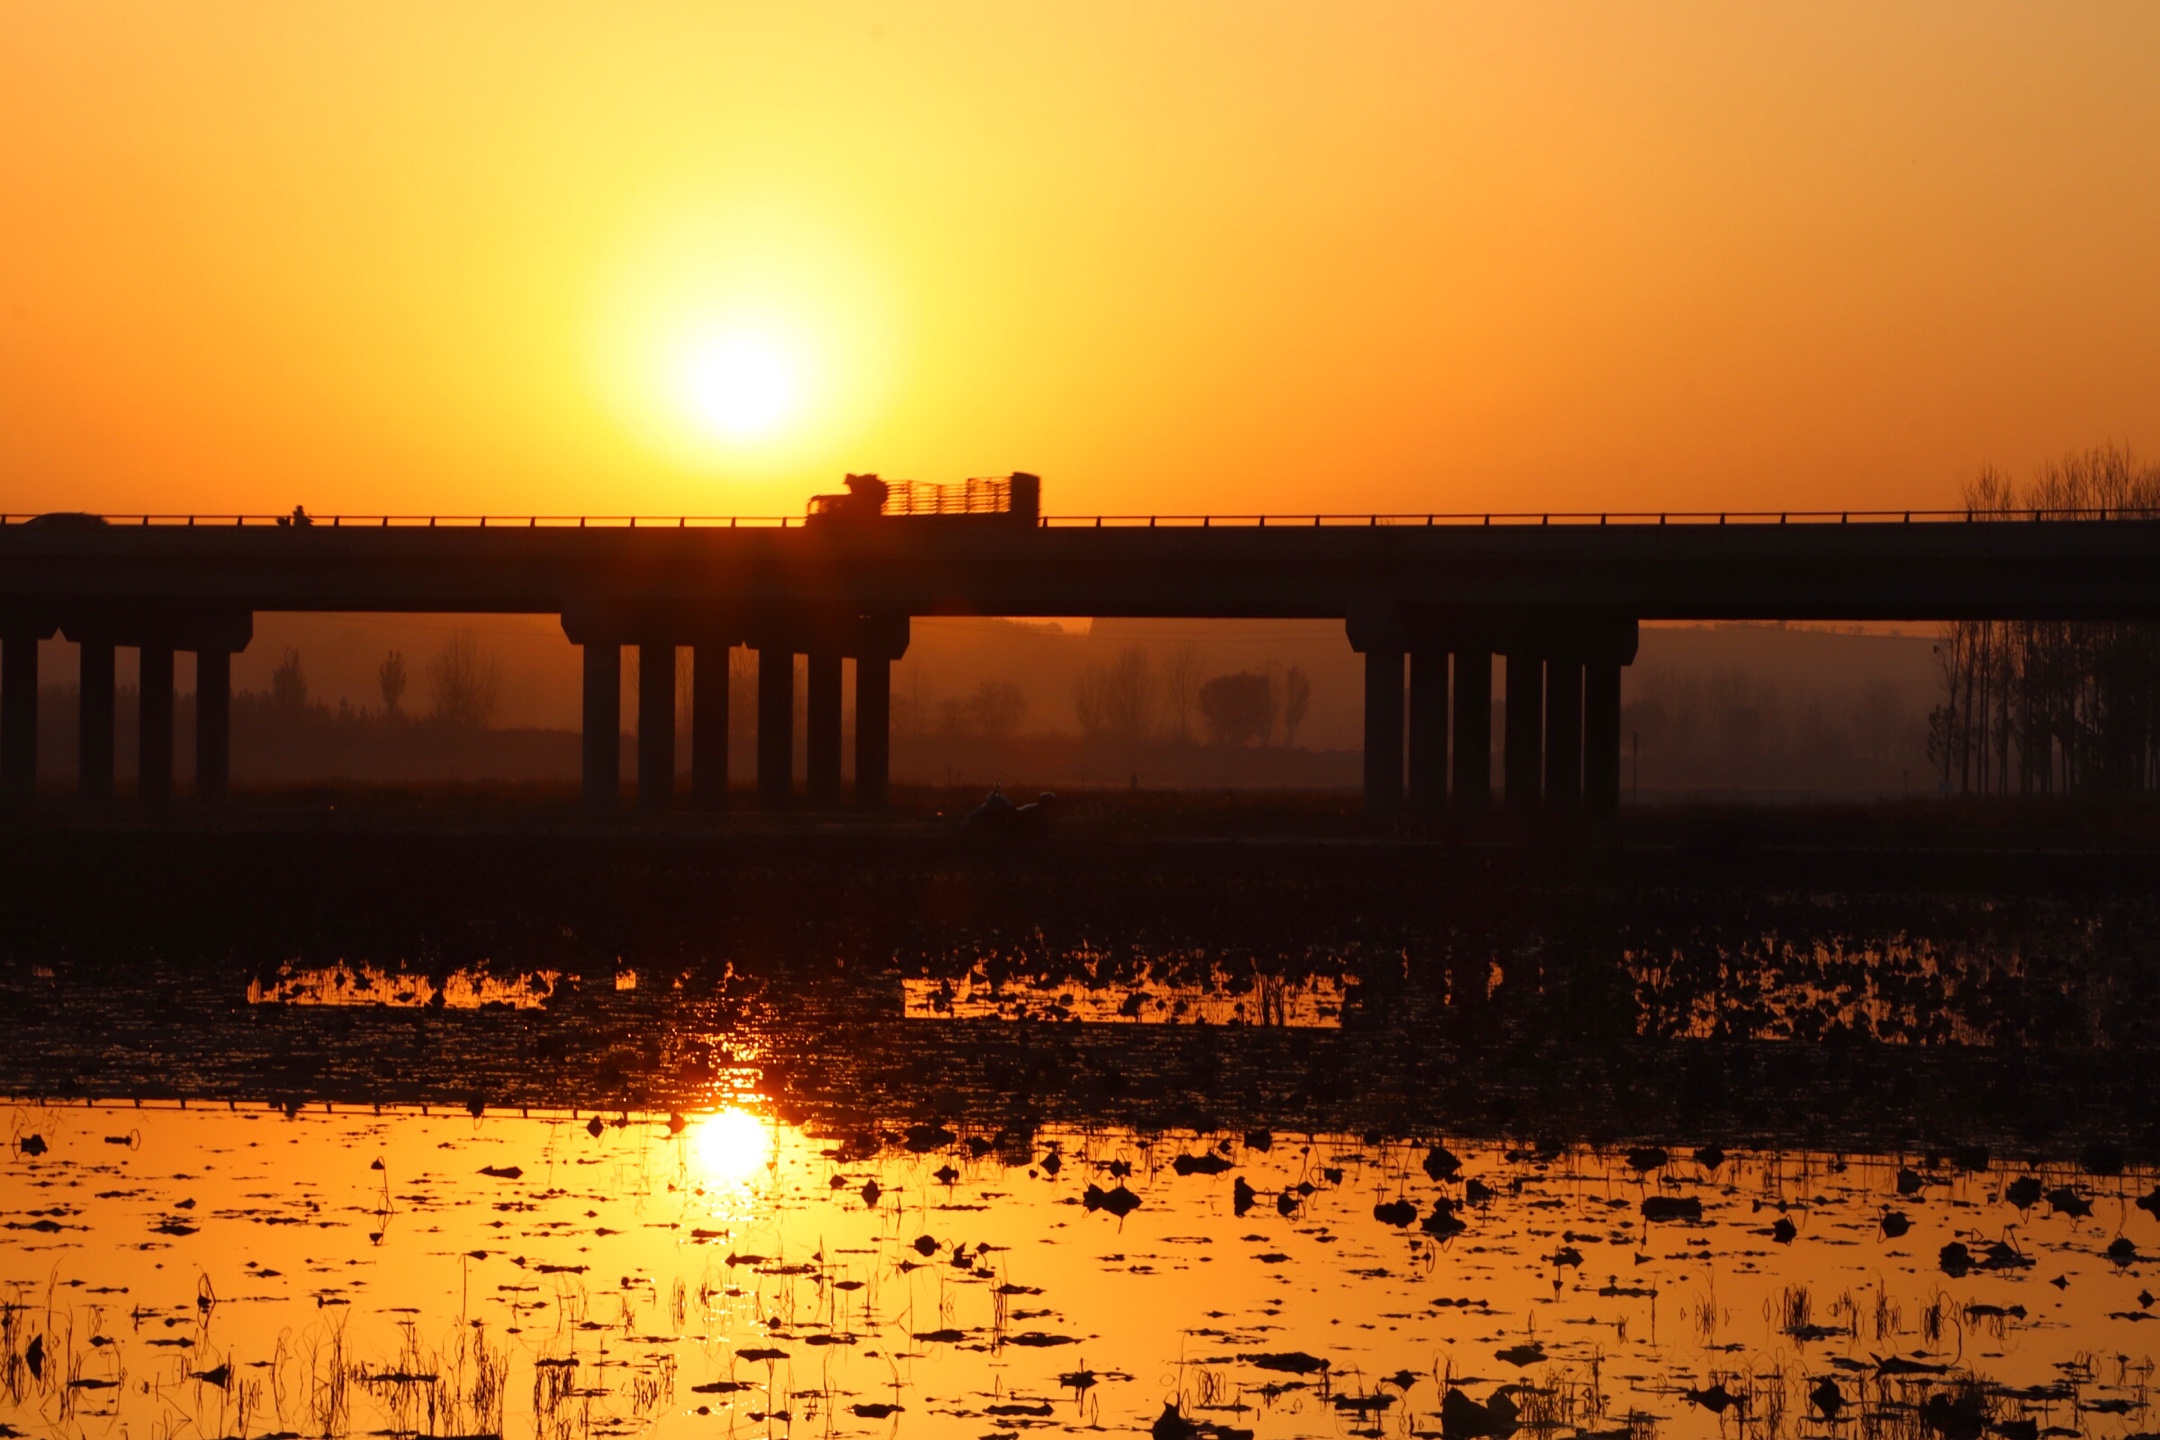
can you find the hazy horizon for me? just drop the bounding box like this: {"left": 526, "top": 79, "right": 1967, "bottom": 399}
{"left": 19, "top": 616, "right": 1941, "bottom": 798}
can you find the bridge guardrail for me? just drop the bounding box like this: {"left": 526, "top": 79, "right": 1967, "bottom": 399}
{"left": 4, "top": 507, "right": 2159, "bottom": 530}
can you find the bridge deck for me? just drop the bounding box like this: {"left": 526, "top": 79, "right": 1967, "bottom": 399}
{"left": 5, "top": 511, "right": 2160, "bottom": 623}
{"left": 8, "top": 508, "right": 2160, "bottom": 815}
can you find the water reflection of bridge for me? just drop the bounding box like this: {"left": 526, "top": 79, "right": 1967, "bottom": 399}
{"left": 6, "top": 506, "right": 2160, "bottom": 815}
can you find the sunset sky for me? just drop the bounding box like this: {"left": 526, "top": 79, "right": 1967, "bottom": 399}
{"left": 4, "top": 3, "right": 2157, "bottom": 520}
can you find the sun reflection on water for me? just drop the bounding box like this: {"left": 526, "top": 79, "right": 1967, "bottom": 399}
{"left": 4, "top": 1101, "right": 2156, "bottom": 1440}
{"left": 690, "top": 1105, "right": 775, "bottom": 1188}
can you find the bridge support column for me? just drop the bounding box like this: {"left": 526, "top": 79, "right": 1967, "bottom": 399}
{"left": 581, "top": 643, "right": 620, "bottom": 812}
{"left": 637, "top": 641, "right": 674, "bottom": 811}
{"left": 1451, "top": 649, "right": 1491, "bottom": 808}
{"left": 691, "top": 643, "right": 730, "bottom": 810}
{"left": 1545, "top": 659, "right": 1583, "bottom": 808}
{"left": 78, "top": 640, "right": 115, "bottom": 801}
{"left": 1584, "top": 662, "right": 1622, "bottom": 816}
{"left": 1503, "top": 653, "right": 1542, "bottom": 809}
{"left": 1408, "top": 650, "right": 1448, "bottom": 816}
{"left": 1362, "top": 651, "right": 1405, "bottom": 817}
{"left": 855, "top": 656, "right": 890, "bottom": 810}
{"left": 2, "top": 631, "right": 37, "bottom": 805}
{"left": 806, "top": 651, "right": 843, "bottom": 809}
{"left": 138, "top": 645, "right": 174, "bottom": 805}
{"left": 756, "top": 647, "right": 793, "bottom": 807}
{"left": 194, "top": 650, "right": 231, "bottom": 800}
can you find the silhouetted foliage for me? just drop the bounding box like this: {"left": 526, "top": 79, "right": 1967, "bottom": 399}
{"left": 1199, "top": 672, "right": 1275, "bottom": 746}
{"left": 428, "top": 632, "right": 502, "bottom": 730}
{"left": 1932, "top": 446, "right": 2160, "bottom": 795}
{"left": 377, "top": 651, "right": 407, "bottom": 716}
{"left": 1622, "top": 664, "right": 1922, "bottom": 789}
{"left": 1074, "top": 647, "right": 1158, "bottom": 746}
{"left": 940, "top": 681, "right": 1029, "bottom": 741}
{"left": 966, "top": 680, "right": 1028, "bottom": 741}
{"left": 271, "top": 649, "right": 308, "bottom": 711}
{"left": 1162, "top": 644, "right": 1201, "bottom": 743}
{"left": 1282, "top": 665, "right": 1312, "bottom": 747}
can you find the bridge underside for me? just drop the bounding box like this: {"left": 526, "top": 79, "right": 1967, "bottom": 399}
{"left": 0, "top": 604, "right": 1641, "bottom": 818}
{"left": 7, "top": 515, "right": 2160, "bottom": 815}
{"left": 1347, "top": 606, "right": 1640, "bottom": 818}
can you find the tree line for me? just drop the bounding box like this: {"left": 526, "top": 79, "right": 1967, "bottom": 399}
{"left": 1073, "top": 646, "right": 1312, "bottom": 749}
{"left": 1931, "top": 444, "right": 2160, "bottom": 795}
{"left": 254, "top": 630, "right": 504, "bottom": 729}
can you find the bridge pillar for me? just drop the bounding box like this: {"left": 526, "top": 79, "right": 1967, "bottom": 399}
{"left": 1451, "top": 649, "right": 1491, "bottom": 808}
{"left": 637, "top": 641, "right": 675, "bottom": 811}
{"left": 1585, "top": 661, "right": 1623, "bottom": 816}
{"left": 1407, "top": 650, "right": 1449, "bottom": 816}
{"left": 1544, "top": 659, "right": 1584, "bottom": 808}
{"left": 805, "top": 651, "right": 843, "bottom": 808}
{"left": 581, "top": 643, "right": 620, "bottom": 811}
{"left": 855, "top": 656, "right": 891, "bottom": 810}
{"left": 1503, "top": 653, "right": 1542, "bottom": 808}
{"left": 138, "top": 645, "right": 175, "bottom": 805}
{"left": 1362, "top": 651, "right": 1405, "bottom": 816}
{"left": 1581, "top": 660, "right": 1615, "bottom": 816}
{"left": 756, "top": 647, "right": 793, "bottom": 807}
{"left": 194, "top": 649, "right": 231, "bottom": 800}
{"left": 2, "top": 630, "right": 38, "bottom": 805}
{"left": 78, "top": 639, "right": 115, "bottom": 801}
{"left": 691, "top": 642, "right": 730, "bottom": 810}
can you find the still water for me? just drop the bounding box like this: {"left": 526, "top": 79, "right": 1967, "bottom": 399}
{"left": 5, "top": 832, "right": 2159, "bottom": 1438}
{"left": 5, "top": 1103, "right": 2156, "bottom": 1440}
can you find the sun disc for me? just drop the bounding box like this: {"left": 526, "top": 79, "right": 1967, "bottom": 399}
{"left": 681, "top": 334, "right": 799, "bottom": 440}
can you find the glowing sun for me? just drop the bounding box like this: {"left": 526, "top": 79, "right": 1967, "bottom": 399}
{"left": 679, "top": 333, "right": 801, "bottom": 441}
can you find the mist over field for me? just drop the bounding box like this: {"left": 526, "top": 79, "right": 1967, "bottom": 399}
{"left": 25, "top": 617, "right": 1938, "bottom": 799}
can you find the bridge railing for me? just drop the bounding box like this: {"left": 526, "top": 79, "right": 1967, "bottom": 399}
{"left": 5, "top": 507, "right": 2160, "bottom": 530}
{"left": 1036, "top": 507, "right": 2160, "bottom": 527}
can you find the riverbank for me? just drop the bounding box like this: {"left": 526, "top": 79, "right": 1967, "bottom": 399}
{"left": 10, "top": 781, "right": 2160, "bottom": 850}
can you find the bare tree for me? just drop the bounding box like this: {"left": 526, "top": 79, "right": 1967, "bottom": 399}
{"left": 1933, "top": 445, "right": 2160, "bottom": 794}
{"left": 965, "top": 680, "right": 1029, "bottom": 740}
{"left": 890, "top": 661, "right": 926, "bottom": 739}
{"left": 1075, "top": 646, "right": 1157, "bottom": 746}
{"left": 1162, "top": 644, "right": 1200, "bottom": 743}
{"left": 1281, "top": 665, "right": 1312, "bottom": 747}
{"left": 428, "top": 631, "right": 502, "bottom": 729}
{"left": 377, "top": 651, "right": 407, "bottom": 717}
{"left": 270, "top": 649, "right": 308, "bottom": 711}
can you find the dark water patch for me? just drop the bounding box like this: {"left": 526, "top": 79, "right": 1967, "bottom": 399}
{"left": 3, "top": 834, "right": 2159, "bottom": 1155}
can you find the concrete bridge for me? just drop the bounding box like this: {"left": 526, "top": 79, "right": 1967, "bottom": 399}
{"left": 5, "top": 502, "right": 2160, "bottom": 816}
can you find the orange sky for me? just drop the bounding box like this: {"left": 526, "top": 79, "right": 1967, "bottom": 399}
{"left": 4, "top": 3, "right": 2157, "bottom": 520}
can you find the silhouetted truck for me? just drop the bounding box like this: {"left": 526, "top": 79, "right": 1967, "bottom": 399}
{"left": 807, "top": 472, "right": 1040, "bottom": 526}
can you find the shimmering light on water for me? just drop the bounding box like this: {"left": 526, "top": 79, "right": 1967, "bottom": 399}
{"left": 691, "top": 1107, "right": 776, "bottom": 1190}
{"left": 903, "top": 967, "right": 1351, "bottom": 1027}
{"left": 4, "top": 1102, "right": 2158, "bottom": 1440}
{"left": 247, "top": 963, "right": 563, "bottom": 1010}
